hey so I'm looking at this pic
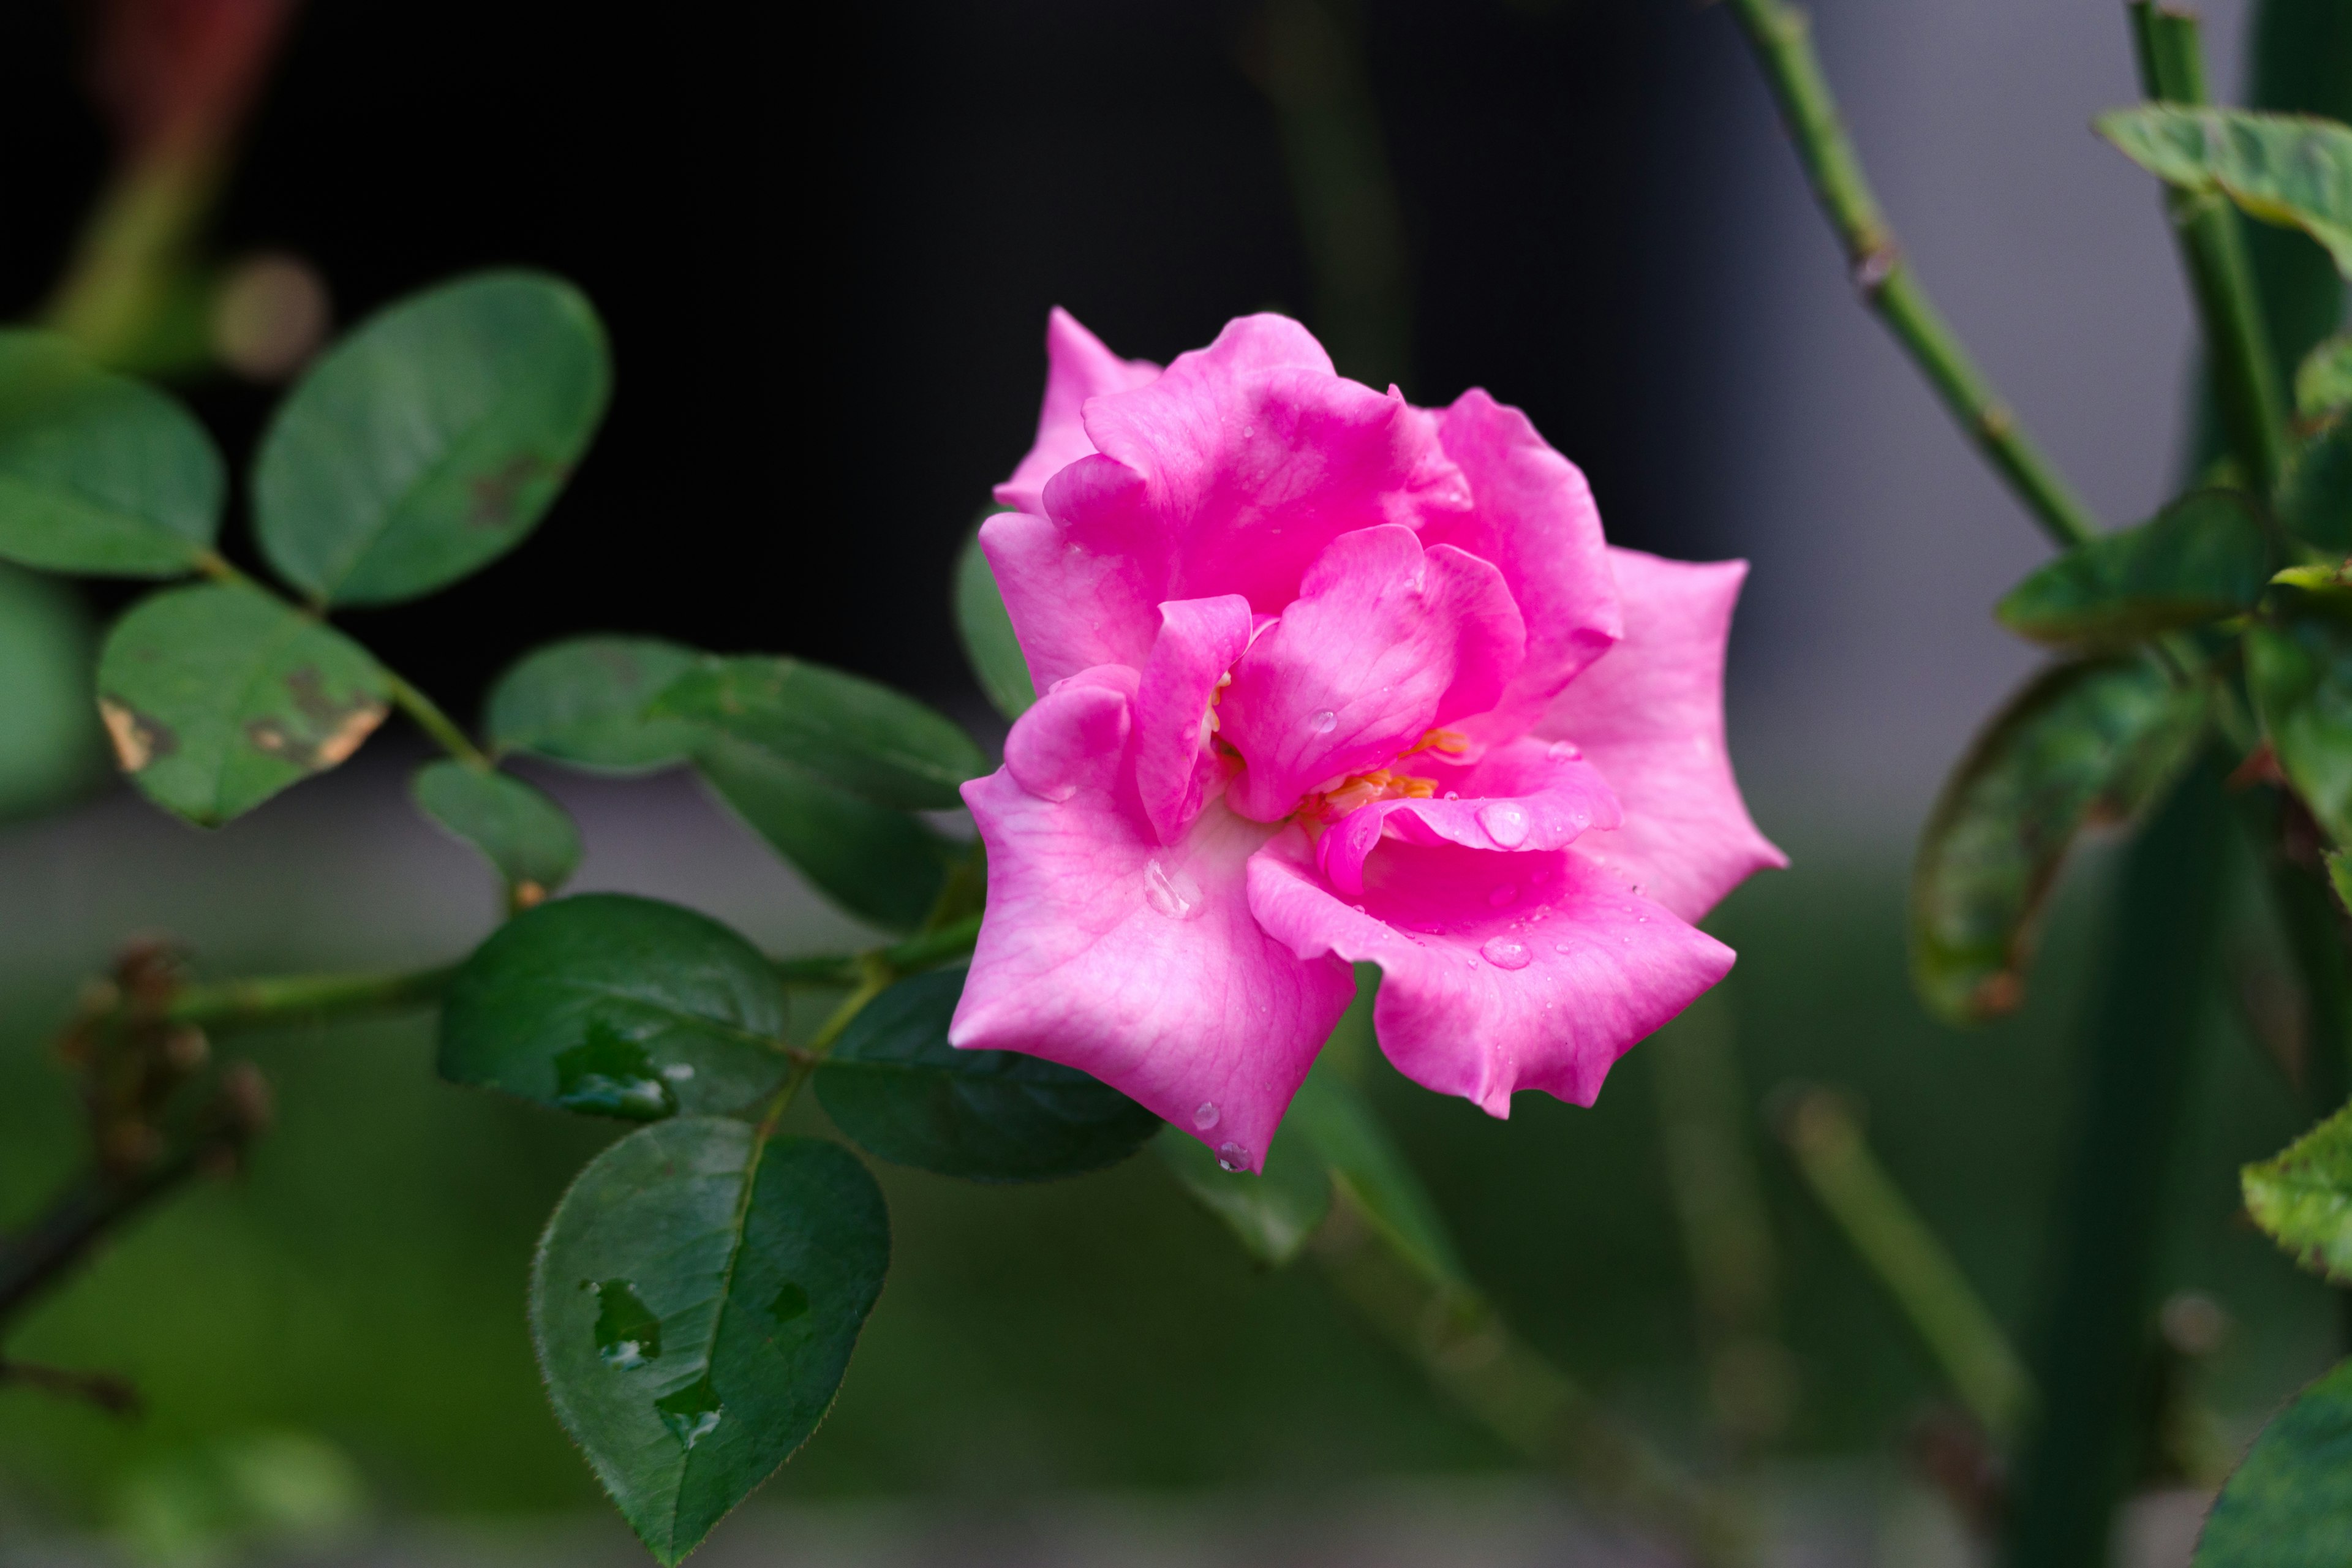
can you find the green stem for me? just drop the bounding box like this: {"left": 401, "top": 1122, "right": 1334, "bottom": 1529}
{"left": 383, "top": 672, "right": 492, "bottom": 772}
{"left": 1722, "top": 0, "right": 2101, "bottom": 551}
{"left": 2000, "top": 755, "right": 2231, "bottom": 1568}
{"left": 2132, "top": 4, "right": 2291, "bottom": 494}
{"left": 775, "top": 913, "right": 983, "bottom": 988}
{"left": 1779, "top": 1087, "right": 2034, "bottom": 1439}
{"left": 165, "top": 965, "right": 458, "bottom": 1030}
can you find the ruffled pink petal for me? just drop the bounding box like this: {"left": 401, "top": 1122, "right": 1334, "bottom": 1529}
{"left": 954, "top": 674, "right": 1356, "bottom": 1171}
{"left": 1133, "top": 594, "right": 1253, "bottom": 845}
{"left": 1220, "top": 526, "right": 1525, "bottom": 822}
{"left": 1419, "top": 390, "right": 1622, "bottom": 750}
{"left": 1043, "top": 315, "right": 1472, "bottom": 621}
{"left": 992, "top": 307, "right": 1162, "bottom": 518}
{"left": 1532, "top": 548, "right": 1785, "bottom": 922}
{"left": 1315, "top": 737, "right": 1623, "bottom": 895}
{"left": 1248, "top": 834, "right": 1733, "bottom": 1117}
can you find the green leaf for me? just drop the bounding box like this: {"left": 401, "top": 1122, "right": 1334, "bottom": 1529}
{"left": 693, "top": 734, "right": 957, "bottom": 933}
{"left": 410, "top": 760, "right": 582, "bottom": 899}
{"left": 1285, "top": 1063, "right": 1466, "bottom": 1290}
{"left": 1995, "top": 491, "right": 2269, "bottom": 646}
{"left": 2098, "top": 107, "right": 2352, "bottom": 278}
{"left": 815, "top": 969, "right": 1159, "bottom": 1182}
{"left": 2328, "top": 849, "right": 2352, "bottom": 917}
{"left": 954, "top": 519, "right": 1034, "bottom": 720}
{"left": 0, "top": 331, "right": 223, "bottom": 576}
{"left": 1911, "top": 656, "right": 2208, "bottom": 1023}
{"left": 0, "top": 565, "right": 101, "bottom": 822}
{"left": 2296, "top": 333, "right": 2352, "bottom": 421}
{"left": 1154, "top": 1120, "right": 1331, "bottom": 1268}
{"left": 2278, "top": 413, "right": 2352, "bottom": 552}
{"left": 2191, "top": 1358, "right": 2352, "bottom": 1567}
{"left": 95, "top": 581, "right": 390, "bottom": 826}
{"left": 652, "top": 655, "right": 986, "bottom": 812}
{"left": 2243, "top": 1099, "right": 2352, "bottom": 1284}
{"left": 484, "top": 635, "right": 704, "bottom": 773}
{"left": 253, "top": 271, "right": 611, "bottom": 606}
{"left": 532, "top": 1119, "right": 888, "bottom": 1566}
{"left": 438, "top": 894, "right": 788, "bottom": 1120}
{"left": 2250, "top": 590, "right": 2352, "bottom": 843}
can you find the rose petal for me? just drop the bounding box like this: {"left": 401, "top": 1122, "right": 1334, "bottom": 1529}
{"left": 1532, "top": 548, "right": 1785, "bottom": 922}
{"left": 993, "top": 307, "right": 1161, "bottom": 518}
{"left": 1316, "top": 736, "right": 1623, "bottom": 895}
{"left": 1248, "top": 834, "right": 1733, "bottom": 1116}
{"left": 1133, "top": 594, "right": 1253, "bottom": 845}
{"left": 1220, "top": 526, "right": 1524, "bottom": 821}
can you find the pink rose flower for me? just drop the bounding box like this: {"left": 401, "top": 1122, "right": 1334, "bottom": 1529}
{"left": 952, "top": 309, "right": 1784, "bottom": 1171}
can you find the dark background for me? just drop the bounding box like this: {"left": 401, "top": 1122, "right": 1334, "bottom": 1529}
{"left": 0, "top": 0, "right": 1703, "bottom": 719}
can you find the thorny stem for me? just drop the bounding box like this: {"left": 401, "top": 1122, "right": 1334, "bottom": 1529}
{"left": 1722, "top": 0, "right": 2102, "bottom": 551}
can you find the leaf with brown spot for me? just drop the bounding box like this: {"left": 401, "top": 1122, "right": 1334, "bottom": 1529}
{"left": 96, "top": 582, "right": 390, "bottom": 826}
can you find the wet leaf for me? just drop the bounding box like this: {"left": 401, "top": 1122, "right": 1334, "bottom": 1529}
{"left": 2243, "top": 1099, "right": 2352, "bottom": 1285}
{"left": 2249, "top": 590, "right": 2352, "bottom": 843}
{"left": 693, "top": 734, "right": 957, "bottom": 933}
{"left": 815, "top": 968, "right": 1159, "bottom": 1182}
{"left": 2296, "top": 333, "right": 2352, "bottom": 421}
{"left": 2098, "top": 106, "right": 2352, "bottom": 278}
{"left": 2192, "top": 1358, "right": 2352, "bottom": 1566}
{"left": 438, "top": 894, "right": 788, "bottom": 1120}
{"left": 253, "top": 271, "right": 610, "bottom": 606}
{"left": 1996, "top": 491, "right": 2269, "bottom": 646}
{"left": 94, "top": 581, "right": 390, "bottom": 826}
{"left": 533, "top": 1119, "right": 888, "bottom": 1566}
{"left": 1154, "top": 1120, "right": 1331, "bottom": 1269}
{"left": 0, "top": 331, "right": 223, "bottom": 576}
{"left": 653, "top": 655, "right": 986, "bottom": 812}
{"left": 410, "top": 760, "right": 582, "bottom": 900}
{"left": 954, "top": 519, "right": 1033, "bottom": 720}
{"left": 1912, "top": 656, "right": 2208, "bottom": 1023}
{"left": 484, "top": 635, "right": 704, "bottom": 772}
{"left": 1285, "top": 1061, "right": 1466, "bottom": 1290}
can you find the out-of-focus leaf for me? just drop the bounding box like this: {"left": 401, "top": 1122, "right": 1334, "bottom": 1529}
{"left": 2278, "top": 413, "right": 2352, "bottom": 552}
{"left": 486, "top": 635, "right": 704, "bottom": 772}
{"left": 653, "top": 655, "right": 985, "bottom": 812}
{"left": 0, "top": 331, "right": 223, "bottom": 577}
{"left": 438, "top": 894, "right": 788, "bottom": 1120}
{"left": 815, "top": 968, "right": 1159, "bottom": 1182}
{"left": 253, "top": 271, "right": 610, "bottom": 606}
{"left": 1153, "top": 1120, "right": 1330, "bottom": 1268}
{"left": 1286, "top": 1061, "right": 1466, "bottom": 1291}
{"left": 2327, "top": 849, "right": 2352, "bottom": 916}
{"left": 1912, "top": 657, "right": 2208, "bottom": 1022}
{"left": 2191, "top": 1357, "right": 2352, "bottom": 1566}
{"left": 2098, "top": 107, "right": 2352, "bottom": 278}
{"left": 411, "top": 761, "right": 582, "bottom": 900}
{"left": 95, "top": 582, "right": 389, "bottom": 826}
{"left": 955, "top": 521, "right": 1034, "bottom": 721}
{"left": 532, "top": 1120, "right": 887, "bottom": 1566}
{"left": 1996, "top": 491, "right": 2269, "bottom": 646}
{"left": 2242, "top": 1099, "right": 2352, "bottom": 1284}
{"left": 0, "top": 565, "right": 102, "bottom": 822}
{"left": 2296, "top": 333, "right": 2352, "bottom": 420}
{"left": 693, "top": 734, "right": 957, "bottom": 933}
{"left": 2250, "top": 590, "right": 2352, "bottom": 843}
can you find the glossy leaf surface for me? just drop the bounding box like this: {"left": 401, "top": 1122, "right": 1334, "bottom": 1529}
{"left": 486, "top": 635, "right": 704, "bottom": 772}
{"left": 654, "top": 655, "right": 986, "bottom": 812}
{"left": 439, "top": 894, "right": 788, "bottom": 1120}
{"left": 1912, "top": 657, "right": 2206, "bottom": 1022}
{"left": 2192, "top": 1358, "right": 2352, "bottom": 1567}
{"left": 1153, "top": 1121, "right": 1330, "bottom": 1268}
{"left": 533, "top": 1120, "right": 888, "bottom": 1566}
{"left": 95, "top": 582, "right": 388, "bottom": 826}
{"left": 2249, "top": 591, "right": 2352, "bottom": 843}
{"left": 2099, "top": 106, "right": 2352, "bottom": 277}
{"left": 411, "top": 761, "right": 582, "bottom": 899}
{"left": 1996, "top": 491, "right": 2268, "bottom": 646}
{"left": 954, "top": 521, "right": 1034, "bottom": 720}
{"left": 815, "top": 969, "right": 1159, "bottom": 1182}
{"left": 2243, "top": 1099, "right": 2352, "bottom": 1285}
{"left": 693, "top": 736, "right": 956, "bottom": 932}
{"left": 0, "top": 332, "right": 223, "bottom": 576}
{"left": 254, "top": 271, "right": 610, "bottom": 605}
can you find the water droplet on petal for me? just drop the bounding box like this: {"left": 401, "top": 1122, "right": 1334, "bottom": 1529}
{"left": 1479, "top": 801, "right": 1531, "bottom": 848}
{"left": 1216, "top": 1141, "right": 1250, "bottom": 1172}
{"left": 1143, "top": 859, "right": 1202, "bottom": 919}
{"left": 1555, "top": 943, "right": 1572, "bottom": 954}
{"left": 1548, "top": 739, "right": 1582, "bottom": 761}
{"left": 1193, "top": 1101, "right": 1220, "bottom": 1131}
{"left": 1444, "top": 790, "right": 1460, "bottom": 800}
{"left": 1482, "top": 936, "right": 1531, "bottom": 970}
{"left": 1488, "top": 882, "right": 1518, "bottom": 908}
{"left": 1310, "top": 709, "right": 1338, "bottom": 735}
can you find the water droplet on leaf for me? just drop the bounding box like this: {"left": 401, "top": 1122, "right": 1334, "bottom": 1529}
{"left": 770, "top": 1283, "right": 810, "bottom": 1324}
{"left": 554, "top": 1025, "right": 678, "bottom": 1120}
{"left": 590, "top": 1278, "right": 662, "bottom": 1369}
{"left": 655, "top": 1374, "right": 723, "bottom": 1449}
